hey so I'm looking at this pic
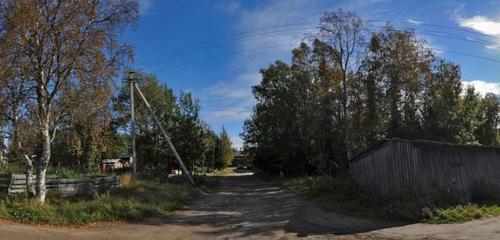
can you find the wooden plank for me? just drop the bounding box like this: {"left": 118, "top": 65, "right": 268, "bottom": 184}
{"left": 56, "top": 179, "right": 91, "bottom": 184}
{"left": 10, "top": 174, "right": 57, "bottom": 180}
{"left": 6, "top": 174, "right": 119, "bottom": 196}
{"left": 10, "top": 179, "right": 61, "bottom": 185}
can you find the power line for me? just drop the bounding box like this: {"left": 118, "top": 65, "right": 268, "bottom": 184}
{"left": 436, "top": 49, "right": 500, "bottom": 64}
{"left": 367, "top": 20, "right": 494, "bottom": 38}
{"left": 152, "top": 42, "right": 500, "bottom": 74}
{"left": 154, "top": 44, "right": 297, "bottom": 73}
{"left": 366, "top": 26, "right": 497, "bottom": 47}
{"left": 136, "top": 22, "right": 316, "bottom": 67}
{"left": 139, "top": 27, "right": 315, "bottom": 68}
{"left": 135, "top": 18, "right": 499, "bottom": 72}
{"left": 137, "top": 18, "right": 495, "bottom": 67}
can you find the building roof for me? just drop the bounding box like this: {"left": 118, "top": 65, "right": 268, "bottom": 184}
{"left": 101, "top": 159, "right": 122, "bottom": 163}
{"left": 350, "top": 138, "right": 500, "bottom": 164}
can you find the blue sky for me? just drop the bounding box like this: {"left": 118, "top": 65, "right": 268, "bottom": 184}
{"left": 124, "top": 0, "right": 500, "bottom": 149}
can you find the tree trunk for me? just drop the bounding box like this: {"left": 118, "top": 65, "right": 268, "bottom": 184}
{"left": 35, "top": 122, "right": 51, "bottom": 204}
{"left": 12, "top": 114, "right": 36, "bottom": 197}
{"left": 341, "top": 73, "right": 351, "bottom": 172}
{"left": 23, "top": 154, "right": 36, "bottom": 197}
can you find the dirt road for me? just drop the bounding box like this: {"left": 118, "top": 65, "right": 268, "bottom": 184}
{"left": 0, "top": 169, "right": 499, "bottom": 240}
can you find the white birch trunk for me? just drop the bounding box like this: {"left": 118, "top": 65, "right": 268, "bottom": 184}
{"left": 35, "top": 122, "right": 51, "bottom": 204}
{"left": 23, "top": 154, "right": 36, "bottom": 197}
{"left": 13, "top": 114, "right": 36, "bottom": 197}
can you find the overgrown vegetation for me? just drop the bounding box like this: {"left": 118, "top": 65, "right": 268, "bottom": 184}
{"left": 428, "top": 204, "right": 500, "bottom": 224}
{"left": 0, "top": 175, "right": 219, "bottom": 225}
{"left": 278, "top": 176, "right": 500, "bottom": 224}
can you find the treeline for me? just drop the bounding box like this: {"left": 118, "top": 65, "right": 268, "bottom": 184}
{"left": 241, "top": 10, "right": 500, "bottom": 176}
{"left": 1, "top": 70, "right": 234, "bottom": 175}
{"left": 111, "top": 72, "right": 234, "bottom": 176}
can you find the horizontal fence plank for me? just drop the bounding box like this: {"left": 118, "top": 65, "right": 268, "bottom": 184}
{"left": 4, "top": 174, "right": 119, "bottom": 196}
{"left": 10, "top": 174, "right": 57, "bottom": 180}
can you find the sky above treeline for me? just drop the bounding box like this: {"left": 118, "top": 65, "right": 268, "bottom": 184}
{"left": 124, "top": 0, "right": 500, "bottom": 149}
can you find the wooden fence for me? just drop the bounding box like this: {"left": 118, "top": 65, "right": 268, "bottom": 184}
{"left": 0, "top": 174, "right": 119, "bottom": 196}
{"left": 350, "top": 139, "right": 500, "bottom": 202}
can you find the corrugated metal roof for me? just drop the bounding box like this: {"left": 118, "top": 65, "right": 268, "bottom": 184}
{"left": 350, "top": 138, "right": 500, "bottom": 163}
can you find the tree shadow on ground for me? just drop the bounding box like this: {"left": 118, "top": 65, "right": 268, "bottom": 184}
{"left": 142, "top": 172, "right": 410, "bottom": 238}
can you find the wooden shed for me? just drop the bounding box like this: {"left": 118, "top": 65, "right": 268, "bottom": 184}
{"left": 350, "top": 138, "right": 500, "bottom": 202}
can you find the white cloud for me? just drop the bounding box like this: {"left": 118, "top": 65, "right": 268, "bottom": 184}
{"left": 459, "top": 16, "right": 500, "bottom": 35}
{"left": 200, "top": 72, "right": 260, "bottom": 126}
{"left": 209, "top": 107, "right": 252, "bottom": 122}
{"left": 458, "top": 16, "right": 500, "bottom": 50}
{"left": 204, "top": 72, "right": 259, "bottom": 101}
{"left": 214, "top": 0, "right": 242, "bottom": 15}
{"left": 136, "top": 0, "right": 154, "bottom": 15}
{"left": 462, "top": 80, "right": 500, "bottom": 96}
{"left": 407, "top": 19, "right": 423, "bottom": 25}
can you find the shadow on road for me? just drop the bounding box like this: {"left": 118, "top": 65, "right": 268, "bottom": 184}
{"left": 144, "top": 170, "right": 408, "bottom": 238}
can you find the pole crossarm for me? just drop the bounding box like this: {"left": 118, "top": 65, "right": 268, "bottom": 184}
{"left": 133, "top": 84, "right": 195, "bottom": 185}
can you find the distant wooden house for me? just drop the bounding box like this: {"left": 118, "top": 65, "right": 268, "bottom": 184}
{"left": 233, "top": 152, "right": 250, "bottom": 167}
{"left": 350, "top": 138, "right": 500, "bottom": 202}
{"left": 101, "top": 157, "right": 129, "bottom": 172}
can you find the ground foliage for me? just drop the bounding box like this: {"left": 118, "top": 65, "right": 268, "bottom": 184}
{"left": 278, "top": 175, "right": 500, "bottom": 224}
{"left": 0, "top": 175, "right": 219, "bottom": 225}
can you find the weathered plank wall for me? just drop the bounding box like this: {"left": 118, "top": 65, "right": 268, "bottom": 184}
{"left": 0, "top": 174, "right": 119, "bottom": 196}
{"left": 351, "top": 139, "right": 500, "bottom": 202}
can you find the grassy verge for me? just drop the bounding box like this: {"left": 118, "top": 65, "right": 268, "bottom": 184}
{"left": 276, "top": 175, "right": 500, "bottom": 224}
{"left": 210, "top": 168, "right": 232, "bottom": 176}
{"left": 0, "top": 174, "right": 219, "bottom": 225}
{"left": 427, "top": 203, "right": 500, "bottom": 223}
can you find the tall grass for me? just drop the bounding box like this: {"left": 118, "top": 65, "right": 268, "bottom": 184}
{"left": 0, "top": 175, "right": 219, "bottom": 225}
{"left": 278, "top": 176, "right": 500, "bottom": 223}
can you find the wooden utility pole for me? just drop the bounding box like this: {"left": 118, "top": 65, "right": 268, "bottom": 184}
{"left": 133, "top": 84, "right": 195, "bottom": 184}
{"left": 128, "top": 71, "right": 137, "bottom": 175}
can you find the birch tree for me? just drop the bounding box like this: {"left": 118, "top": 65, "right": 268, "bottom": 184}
{"left": 317, "top": 9, "right": 366, "bottom": 168}
{"left": 0, "top": 0, "right": 137, "bottom": 204}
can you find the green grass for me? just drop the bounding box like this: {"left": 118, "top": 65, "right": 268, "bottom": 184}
{"left": 0, "top": 174, "right": 219, "bottom": 225}
{"left": 0, "top": 164, "right": 98, "bottom": 179}
{"left": 210, "top": 168, "right": 232, "bottom": 176}
{"left": 0, "top": 163, "right": 24, "bottom": 175}
{"left": 427, "top": 204, "right": 500, "bottom": 223}
{"left": 276, "top": 176, "right": 500, "bottom": 224}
